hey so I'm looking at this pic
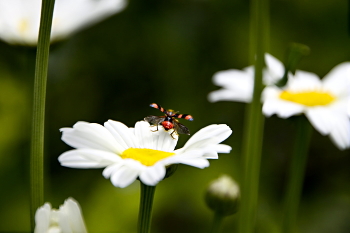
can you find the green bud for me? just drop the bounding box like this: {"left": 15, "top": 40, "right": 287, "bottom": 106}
{"left": 276, "top": 43, "right": 310, "bottom": 88}
{"left": 205, "top": 175, "right": 240, "bottom": 216}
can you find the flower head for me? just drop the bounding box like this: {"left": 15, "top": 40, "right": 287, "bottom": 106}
{"left": 34, "top": 198, "right": 87, "bottom": 233}
{"left": 205, "top": 175, "right": 240, "bottom": 216}
{"left": 262, "top": 63, "right": 350, "bottom": 150}
{"left": 58, "top": 120, "right": 232, "bottom": 188}
{"left": 208, "top": 54, "right": 285, "bottom": 103}
{"left": 0, "top": 0, "right": 127, "bottom": 45}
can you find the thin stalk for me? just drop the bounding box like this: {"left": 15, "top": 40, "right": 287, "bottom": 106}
{"left": 238, "top": 0, "right": 269, "bottom": 232}
{"left": 282, "top": 116, "right": 312, "bottom": 233}
{"left": 137, "top": 183, "right": 156, "bottom": 233}
{"left": 210, "top": 212, "right": 225, "bottom": 233}
{"left": 30, "top": 0, "right": 55, "bottom": 230}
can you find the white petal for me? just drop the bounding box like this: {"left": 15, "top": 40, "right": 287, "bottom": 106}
{"left": 306, "top": 107, "right": 350, "bottom": 150}
{"left": 328, "top": 116, "right": 350, "bottom": 150}
{"left": 264, "top": 53, "right": 285, "bottom": 85}
{"left": 34, "top": 203, "right": 51, "bottom": 233}
{"left": 173, "top": 156, "right": 210, "bottom": 168}
{"left": 182, "top": 124, "right": 232, "bottom": 151}
{"left": 58, "top": 149, "right": 120, "bottom": 168}
{"left": 322, "top": 62, "right": 350, "bottom": 96}
{"left": 202, "top": 151, "right": 219, "bottom": 159}
{"left": 102, "top": 163, "right": 124, "bottom": 178}
{"left": 208, "top": 69, "right": 254, "bottom": 103}
{"left": 134, "top": 121, "right": 155, "bottom": 149}
{"left": 133, "top": 121, "right": 177, "bottom": 151}
{"left": 205, "top": 144, "right": 232, "bottom": 154}
{"left": 110, "top": 163, "right": 140, "bottom": 188}
{"left": 176, "top": 144, "right": 231, "bottom": 161}
{"left": 288, "top": 71, "right": 322, "bottom": 91}
{"left": 212, "top": 69, "right": 253, "bottom": 88}
{"left": 265, "top": 99, "right": 304, "bottom": 118}
{"left": 154, "top": 127, "right": 178, "bottom": 152}
{"left": 139, "top": 164, "right": 166, "bottom": 186}
{"left": 208, "top": 89, "right": 252, "bottom": 103}
{"left": 165, "top": 148, "right": 211, "bottom": 168}
{"left": 61, "top": 121, "right": 122, "bottom": 153}
{"left": 58, "top": 198, "right": 87, "bottom": 233}
{"left": 104, "top": 120, "right": 138, "bottom": 149}
{"left": 305, "top": 108, "right": 333, "bottom": 135}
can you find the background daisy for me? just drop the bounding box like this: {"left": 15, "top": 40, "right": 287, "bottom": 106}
{"left": 0, "top": 0, "right": 127, "bottom": 45}
{"left": 262, "top": 63, "right": 350, "bottom": 150}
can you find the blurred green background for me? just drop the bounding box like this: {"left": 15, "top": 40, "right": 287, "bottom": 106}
{"left": 0, "top": 0, "right": 350, "bottom": 232}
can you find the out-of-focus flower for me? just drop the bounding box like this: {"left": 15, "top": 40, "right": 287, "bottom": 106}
{"left": 262, "top": 63, "right": 350, "bottom": 150}
{"left": 34, "top": 198, "right": 87, "bottom": 233}
{"left": 205, "top": 175, "right": 240, "bottom": 216}
{"left": 208, "top": 54, "right": 285, "bottom": 103}
{"left": 0, "top": 0, "right": 127, "bottom": 45}
{"left": 58, "top": 120, "right": 232, "bottom": 188}
{"left": 348, "top": 97, "right": 350, "bottom": 117}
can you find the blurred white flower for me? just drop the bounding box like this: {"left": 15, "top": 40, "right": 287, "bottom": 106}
{"left": 262, "top": 63, "right": 350, "bottom": 150}
{"left": 34, "top": 198, "right": 87, "bottom": 233}
{"left": 58, "top": 120, "right": 232, "bottom": 188}
{"left": 208, "top": 54, "right": 285, "bottom": 103}
{"left": 0, "top": 0, "right": 127, "bottom": 45}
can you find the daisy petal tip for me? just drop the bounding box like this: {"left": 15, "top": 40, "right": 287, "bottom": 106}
{"left": 223, "top": 145, "right": 232, "bottom": 153}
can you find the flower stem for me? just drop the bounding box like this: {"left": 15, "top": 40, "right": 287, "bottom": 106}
{"left": 238, "top": 0, "right": 268, "bottom": 232}
{"left": 138, "top": 183, "right": 156, "bottom": 233}
{"left": 210, "top": 212, "right": 225, "bottom": 233}
{"left": 282, "top": 116, "right": 312, "bottom": 233}
{"left": 30, "top": 0, "right": 55, "bottom": 229}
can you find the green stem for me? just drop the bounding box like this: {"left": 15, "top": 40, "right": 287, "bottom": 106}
{"left": 282, "top": 116, "right": 312, "bottom": 233}
{"left": 238, "top": 0, "right": 268, "bottom": 232}
{"left": 30, "top": 0, "right": 55, "bottom": 230}
{"left": 138, "top": 183, "right": 156, "bottom": 233}
{"left": 210, "top": 212, "right": 225, "bottom": 233}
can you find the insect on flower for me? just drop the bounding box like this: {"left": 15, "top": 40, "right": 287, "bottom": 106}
{"left": 144, "top": 103, "right": 194, "bottom": 138}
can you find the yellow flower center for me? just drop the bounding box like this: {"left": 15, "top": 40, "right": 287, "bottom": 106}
{"left": 279, "top": 90, "right": 335, "bottom": 106}
{"left": 121, "top": 148, "right": 175, "bottom": 166}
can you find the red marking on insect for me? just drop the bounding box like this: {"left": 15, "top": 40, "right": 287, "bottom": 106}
{"left": 144, "top": 103, "right": 194, "bottom": 139}
{"left": 162, "top": 121, "right": 174, "bottom": 130}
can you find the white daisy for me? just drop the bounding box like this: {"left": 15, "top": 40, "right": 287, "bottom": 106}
{"left": 262, "top": 62, "right": 350, "bottom": 150}
{"left": 208, "top": 54, "right": 285, "bottom": 103}
{"left": 58, "top": 120, "right": 232, "bottom": 188}
{"left": 0, "top": 0, "right": 127, "bottom": 45}
{"left": 34, "top": 198, "right": 87, "bottom": 233}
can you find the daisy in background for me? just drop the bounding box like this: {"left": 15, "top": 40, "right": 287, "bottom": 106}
{"left": 35, "top": 198, "right": 87, "bottom": 233}
{"left": 58, "top": 120, "right": 232, "bottom": 188}
{"left": 262, "top": 62, "right": 350, "bottom": 150}
{"left": 0, "top": 0, "right": 127, "bottom": 46}
{"left": 208, "top": 54, "right": 285, "bottom": 103}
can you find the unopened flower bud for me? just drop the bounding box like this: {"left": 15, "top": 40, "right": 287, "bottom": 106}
{"left": 34, "top": 198, "right": 87, "bottom": 233}
{"left": 205, "top": 175, "right": 240, "bottom": 216}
